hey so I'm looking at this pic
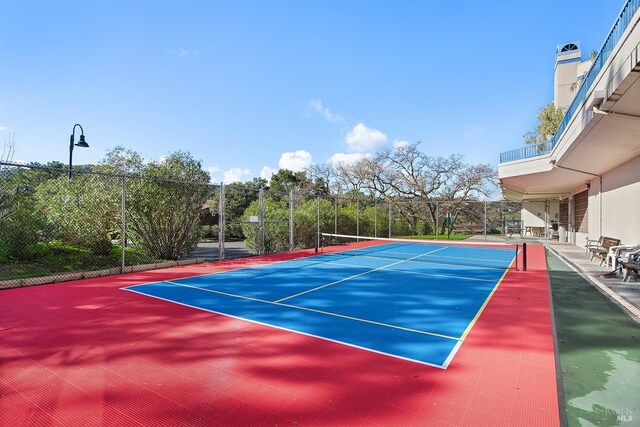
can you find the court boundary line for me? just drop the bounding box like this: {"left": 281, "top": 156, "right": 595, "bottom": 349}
{"left": 458, "top": 253, "right": 516, "bottom": 340}
{"left": 275, "top": 246, "right": 450, "bottom": 303}
{"left": 122, "top": 286, "right": 450, "bottom": 370}
{"left": 157, "top": 279, "right": 461, "bottom": 341}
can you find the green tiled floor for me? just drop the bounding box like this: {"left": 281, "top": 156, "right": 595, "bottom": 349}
{"left": 547, "top": 250, "right": 640, "bottom": 426}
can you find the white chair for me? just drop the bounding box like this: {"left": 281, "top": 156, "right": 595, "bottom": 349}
{"left": 585, "top": 236, "right": 603, "bottom": 256}
{"left": 621, "top": 253, "right": 640, "bottom": 282}
{"left": 605, "top": 244, "right": 640, "bottom": 269}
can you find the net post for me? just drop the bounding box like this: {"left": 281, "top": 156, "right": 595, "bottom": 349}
{"left": 315, "top": 232, "right": 319, "bottom": 253}
{"left": 522, "top": 242, "right": 527, "bottom": 271}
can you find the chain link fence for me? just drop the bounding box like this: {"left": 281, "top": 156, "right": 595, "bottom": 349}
{"left": 1, "top": 162, "right": 523, "bottom": 289}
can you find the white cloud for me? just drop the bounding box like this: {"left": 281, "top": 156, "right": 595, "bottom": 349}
{"left": 305, "top": 99, "right": 344, "bottom": 124}
{"left": 393, "top": 139, "right": 410, "bottom": 149}
{"left": 260, "top": 166, "right": 276, "bottom": 180}
{"left": 206, "top": 166, "right": 222, "bottom": 183}
{"left": 278, "top": 150, "right": 313, "bottom": 172}
{"left": 158, "top": 155, "right": 168, "bottom": 164}
{"left": 345, "top": 123, "right": 387, "bottom": 153}
{"left": 329, "top": 152, "right": 371, "bottom": 167}
{"left": 0, "top": 126, "right": 8, "bottom": 131}
{"left": 223, "top": 167, "right": 252, "bottom": 184}
{"left": 171, "top": 48, "right": 197, "bottom": 59}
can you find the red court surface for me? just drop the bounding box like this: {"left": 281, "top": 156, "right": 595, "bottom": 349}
{"left": 0, "top": 245, "right": 559, "bottom": 426}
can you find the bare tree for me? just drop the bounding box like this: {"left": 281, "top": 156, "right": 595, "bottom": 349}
{"left": 326, "top": 142, "right": 497, "bottom": 235}
{"left": 1, "top": 132, "right": 16, "bottom": 164}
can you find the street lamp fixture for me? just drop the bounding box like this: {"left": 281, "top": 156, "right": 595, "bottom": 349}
{"left": 68, "top": 123, "right": 89, "bottom": 180}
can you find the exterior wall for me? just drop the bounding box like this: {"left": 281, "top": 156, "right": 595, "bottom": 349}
{"left": 554, "top": 49, "right": 581, "bottom": 109}
{"left": 586, "top": 155, "right": 640, "bottom": 246}
{"left": 521, "top": 201, "right": 560, "bottom": 226}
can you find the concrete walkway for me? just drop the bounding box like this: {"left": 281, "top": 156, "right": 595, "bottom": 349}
{"left": 468, "top": 234, "right": 640, "bottom": 322}
{"left": 546, "top": 242, "right": 640, "bottom": 322}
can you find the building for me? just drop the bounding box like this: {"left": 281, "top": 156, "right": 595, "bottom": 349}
{"left": 498, "top": 0, "right": 640, "bottom": 247}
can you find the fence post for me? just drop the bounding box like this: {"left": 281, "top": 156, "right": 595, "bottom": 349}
{"left": 374, "top": 194, "right": 377, "bottom": 237}
{"left": 120, "top": 176, "right": 126, "bottom": 274}
{"left": 356, "top": 197, "right": 360, "bottom": 238}
{"left": 334, "top": 196, "right": 337, "bottom": 235}
{"left": 388, "top": 202, "right": 392, "bottom": 238}
{"left": 218, "top": 183, "right": 225, "bottom": 260}
{"left": 289, "top": 190, "right": 294, "bottom": 252}
{"left": 484, "top": 201, "right": 488, "bottom": 242}
{"left": 436, "top": 202, "right": 439, "bottom": 240}
{"left": 259, "top": 188, "right": 265, "bottom": 255}
{"left": 316, "top": 196, "right": 320, "bottom": 253}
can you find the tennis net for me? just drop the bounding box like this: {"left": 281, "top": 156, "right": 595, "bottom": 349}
{"left": 317, "top": 233, "right": 524, "bottom": 270}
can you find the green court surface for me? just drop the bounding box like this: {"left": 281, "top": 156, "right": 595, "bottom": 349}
{"left": 547, "top": 250, "right": 640, "bottom": 427}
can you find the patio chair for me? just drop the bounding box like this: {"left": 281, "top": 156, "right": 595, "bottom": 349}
{"left": 606, "top": 244, "right": 640, "bottom": 270}
{"left": 585, "top": 236, "right": 603, "bottom": 256}
{"left": 620, "top": 253, "right": 640, "bottom": 282}
{"left": 589, "top": 237, "right": 621, "bottom": 263}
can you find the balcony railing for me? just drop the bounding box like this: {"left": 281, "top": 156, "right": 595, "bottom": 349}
{"left": 499, "top": 141, "right": 551, "bottom": 163}
{"left": 499, "top": 0, "right": 640, "bottom": 164}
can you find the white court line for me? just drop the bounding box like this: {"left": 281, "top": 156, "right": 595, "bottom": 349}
{"left": 161, "top": 280, "right": 460, "bottom": 341}
{"left": 297, "top": 258, "right": 497, "bottom": 282}
{"left": 310, "top": 251, "right": 512, "bottom": 271}
{"left": 122, "top": 286, "right": 450, "bottom": 369}
{"left": 274, "top": 246, "right": 451, "bottom": 303}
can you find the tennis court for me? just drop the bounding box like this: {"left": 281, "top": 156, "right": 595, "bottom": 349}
{"left": 124, "top": 237, "right": 520, "bottom": 369}
{"left": 1, "top": 238, "right": 559, "bottom": 426}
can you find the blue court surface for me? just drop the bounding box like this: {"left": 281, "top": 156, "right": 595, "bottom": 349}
{"left": 124, "top": 242, "right": 515, "bottom": 368}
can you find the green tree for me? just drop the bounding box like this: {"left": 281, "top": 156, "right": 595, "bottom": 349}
{"left": 34, "top": 172, "right": 120, "bottom": 255}
{"left": 268, "top": 169, "right": 311, "bottom": 199}
{"left": 99, "top": 145, "right": 145, "bottom": 174}
{"left": 241, "top": 198, "right": 289, "bottom": 253}
{"left": 524, "top": 101, "right": 566, "bottom": 144}
{"left": 125, "top": 151, "right": 210, "bottom": 259}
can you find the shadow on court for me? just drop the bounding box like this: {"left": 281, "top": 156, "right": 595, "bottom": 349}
{"left": 0, "top": 246, "right": 559, "bottom": 426}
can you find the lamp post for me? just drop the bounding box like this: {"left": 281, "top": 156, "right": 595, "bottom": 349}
{"left": 68, "top": 123, "right": 89, "bottom": 180}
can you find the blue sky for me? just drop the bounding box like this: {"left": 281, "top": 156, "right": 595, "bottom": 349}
{"left": 0, "top": 0, "right": 625, "bottom": 184}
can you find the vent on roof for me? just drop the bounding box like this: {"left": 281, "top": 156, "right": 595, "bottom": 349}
{"left": 560, "top": 43, "right": 579, "bottom": 52}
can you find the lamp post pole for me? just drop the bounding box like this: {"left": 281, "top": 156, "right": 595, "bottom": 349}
{"left": 68, "top": 123, "right": 89, "bottom": 180}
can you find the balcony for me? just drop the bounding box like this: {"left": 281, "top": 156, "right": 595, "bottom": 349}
{"left": 499, "top": 0, "right": 640, "bottom": 201}
{"left": 499, "top": 0, "right": 640, "bottom": 165}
